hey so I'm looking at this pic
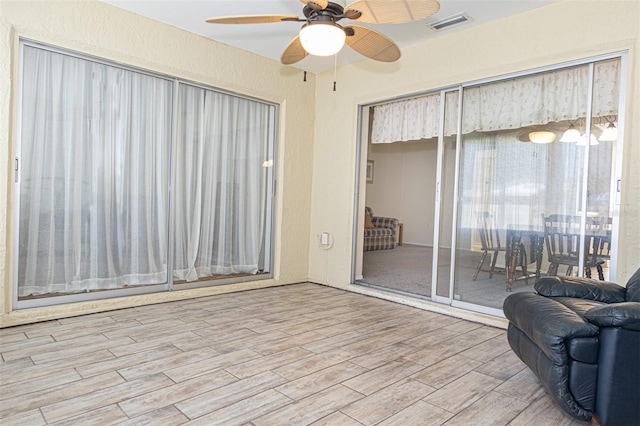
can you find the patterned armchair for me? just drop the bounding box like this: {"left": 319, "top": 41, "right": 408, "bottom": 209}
{"left": 364, "top": 207, "right": 398, "bottom": 251}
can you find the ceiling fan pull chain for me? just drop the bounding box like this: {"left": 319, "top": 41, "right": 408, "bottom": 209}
{"left": 333, "top": 53, "right": 337, "bottom": 91}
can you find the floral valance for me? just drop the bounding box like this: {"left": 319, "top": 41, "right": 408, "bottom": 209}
{"left": 371, "top": 59, "right": 620, "bottom": 144}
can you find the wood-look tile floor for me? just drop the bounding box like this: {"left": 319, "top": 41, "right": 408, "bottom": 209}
{"left": 0, "top": 283, "right": 591, "bottom": 425}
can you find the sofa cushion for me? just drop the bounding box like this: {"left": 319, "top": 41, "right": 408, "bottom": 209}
{"left": 584, "top": 302, "right": 640, "bottom": 331}
{"left": 372, "top": 216, "right": 396, "bottom": 230}
{"left": 625, "top": 268, "right": 640, "bottom": 302}
{"left": 364, "top": 212, "right": 375, "bottom": 229}
{"left": 568, "top": 359, "right": 598, "bottom": 411}
{"left": 551, "top": 298, "right": 603, "bottom": 363}
{"left": 506, "top": 324, "right": 593, "bottom": 421}
{"left": 567, "top": 337, "right": 599, "bottom": 364}
{"left": 364, "top": 228, "right": 393, "bottom": 237}
{"left": 551, "top": 297, "right": 606, "bottom": 318}
{"left": 535, "top": 276, "right": 626, "bottom": 303}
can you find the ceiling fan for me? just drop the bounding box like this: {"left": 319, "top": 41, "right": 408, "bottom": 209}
{"left": 206, "top": 0, "right": 441, "bottom": 65}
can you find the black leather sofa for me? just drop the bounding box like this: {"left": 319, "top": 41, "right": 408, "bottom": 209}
{"left": 503, "top": 268, "right": 640, "bottom": 426}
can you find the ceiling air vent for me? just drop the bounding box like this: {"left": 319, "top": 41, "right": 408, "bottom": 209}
{"left": 428, "top": 12, "right": 471, "bottom": 31}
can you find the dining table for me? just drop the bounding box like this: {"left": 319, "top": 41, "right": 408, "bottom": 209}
{"left": 504, "top": 222, "right": 612, "bottom": 291}
{"left": 505, "top": 225, "right": 545, "bottom": 291}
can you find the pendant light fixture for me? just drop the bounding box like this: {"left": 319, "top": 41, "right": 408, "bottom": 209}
{"left": 599, "top": 122, "right": 618, "bottom": 141}
{"left": 560, "top": 123, "right": 581, "bottom": 143}
{"left": 577, "top": 133, "right": 599, "bottom": 146}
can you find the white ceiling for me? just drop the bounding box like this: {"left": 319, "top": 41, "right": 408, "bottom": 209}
{"left": 100, "top": 0, "right": 557, "bottom": 74}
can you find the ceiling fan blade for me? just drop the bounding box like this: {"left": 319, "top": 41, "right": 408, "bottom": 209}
{"left": 345, "top": 25, "right": 401, "bottom": 62}
{"left": 281, "top": 35, "right": 308, "bottom": 65}
{"left": 345, "top": 0, "right": 440, "bottom": 24}
{"left": 299, "top": 0, "right": 329, "bottom": 11}
{"left": 206, "top": 14, "right": 299, "bottom": 24}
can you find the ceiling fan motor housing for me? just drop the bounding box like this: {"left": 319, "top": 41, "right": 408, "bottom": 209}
{"left": 303, "top": 2, "right": 346, "bottom": 23}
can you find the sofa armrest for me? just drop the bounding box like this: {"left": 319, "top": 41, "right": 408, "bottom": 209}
{"left": 371, "top": 216, "right": 398, "bottom": 232}
{"left": 503, "top": 292, "right": 599, "bottom": 365}
{"left": 534, "top": 276, "right": 626, "bottom": 303}
{"left": 584, "top": 302, "right": 640, "bottom": 331}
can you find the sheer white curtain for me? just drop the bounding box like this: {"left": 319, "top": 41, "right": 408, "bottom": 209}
{"left": 371, "top": 93, "right": 460, "bottom": 143}
{"left": 18, "top": 46, "right": 172, "bottom": 297}
{"left": 371, "top": 60, "right": 620, "bottom": 143}
{"left": 173, "top": 84, "right": 271, "bottom": 281}
{"left": 457, "top": 60, "right": 619, "bottom": 229}
{"left": 459, "top": 131, "right": 583, "bottom": 230}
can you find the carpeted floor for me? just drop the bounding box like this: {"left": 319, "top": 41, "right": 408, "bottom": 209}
{"left": 360, "top": 245, "right": 433, "bottom": 297}
{"left": 359, "top": 244, "right": 535, "bottom": 310}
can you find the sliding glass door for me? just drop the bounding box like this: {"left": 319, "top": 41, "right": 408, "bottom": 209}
{"left": 17, "top": 45, "right": 173, "bottom": 301}
{"left": 173, "top": 83, "right": 275, "bottom": 285}
{"left": 14, "top": 41, "right": 277, "bottom": 308}
{"left": 359, "top": 54, "right": 624, "bottom": 316}
{"left": 449, "top": 58, "right": 622, "bottom": 313}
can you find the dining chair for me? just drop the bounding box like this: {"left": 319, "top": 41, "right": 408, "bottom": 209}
{"left": 541, "top": 214, "right": 605, "bottom": 280}
{"left": 593, "top": 216, "right": 612, "bottom": 260}
{"left": 473, "top": 212, "right": 527, "bottom": 281}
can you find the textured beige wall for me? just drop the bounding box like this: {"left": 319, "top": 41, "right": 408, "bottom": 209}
{"left": 310, "top": 0, "right": 640, "bottom": 287}
{"left": 0, "top": 0, "right": 315, "bottom": 326}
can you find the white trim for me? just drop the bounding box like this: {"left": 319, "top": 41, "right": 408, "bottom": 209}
{"left": 608, "top": 53, "right": 627, "bottom": 282}
{"left": 577, "top": 63, "right": 596, "bottom": 275}
{"left": 167, "top": 79, "right": 179, "bottom": 292}
{"left": 351, "top": 106, "right": 365, "bottom": 283}
{"left": 360, "top": 52, "right": 628, "bottom": 111}
{"left": 342, "top": 283, "right": 508, "bottom": 329}
{"left": 21, "top": 38, "right": 174, "bottom": 82}
{"left": 451, "top": 299, "right": 505, "bottom": 318}
{"left": 20, "top": 39, "right": 278, "bottom": 108}
{"left": 461, "top": 51, "right": 628, "bottom": 89}
{"left": 171, "top": 272, "right": 274, "bottom": 292}
{"left": 175, "top": 79, "right": 278, "bottom": 109}
{"left": 449, "top": 88, "right": 464, "bottom": 302}
{"left": 12, "top": 42, "right": 26, "bottom": 310}
{"left": 264, "top": 104, "right": 278, "bottom": 276}
{"left": 15, "top": 283, "right": 170, "bottom": 310}
{"left": 431, "top": 90, "right": 447, "bottom": 301}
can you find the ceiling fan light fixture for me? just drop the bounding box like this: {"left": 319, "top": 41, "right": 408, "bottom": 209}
{"left": 299, "top": 22, "right": 346, "bottom": 56}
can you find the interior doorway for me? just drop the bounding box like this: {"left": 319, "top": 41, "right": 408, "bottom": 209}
{"left": 358, "top": 138, "right": 438, "bottom": 297}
